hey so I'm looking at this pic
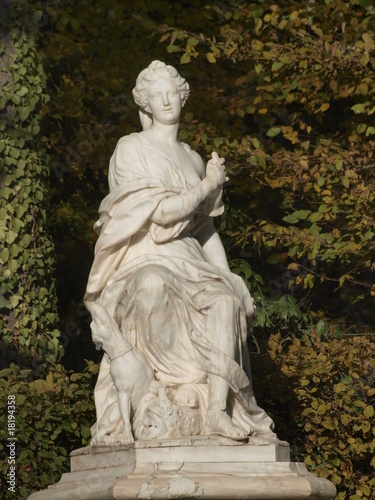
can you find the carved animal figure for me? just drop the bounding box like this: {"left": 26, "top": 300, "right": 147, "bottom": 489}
{"left": 89, "top": 303, "right": 154, "bottom": 445}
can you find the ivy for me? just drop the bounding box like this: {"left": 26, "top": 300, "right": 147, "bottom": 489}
{"left": 0, "top": 0, "right": 62, "bottom": 372}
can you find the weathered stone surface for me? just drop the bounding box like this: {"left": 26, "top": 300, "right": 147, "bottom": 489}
{"left": 29, "top": 438, "right": 336, "bottom": 499}
{"left": 85, "top": 60, "right": 275, "bottom": 446}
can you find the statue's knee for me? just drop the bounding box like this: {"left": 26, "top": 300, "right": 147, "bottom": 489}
{"left": 137, "top": 267, "right": 167, "bottom": 301}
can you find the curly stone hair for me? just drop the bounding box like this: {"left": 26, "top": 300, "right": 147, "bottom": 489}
{"left": 132, "top": 60, "right": 190, "bottom": 113}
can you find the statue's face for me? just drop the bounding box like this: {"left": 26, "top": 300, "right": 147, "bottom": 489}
{"left": 138, "top": 406, "right": 169, "bottom": 440}
{"left": 147, "top": 77, "right": 182, "bottom": 125}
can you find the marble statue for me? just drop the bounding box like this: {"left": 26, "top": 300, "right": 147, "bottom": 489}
{"left": 84, "top": 60, "right": 275, "bottom": 445}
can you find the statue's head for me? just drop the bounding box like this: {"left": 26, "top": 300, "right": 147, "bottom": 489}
{"left": 132, "top": 60, "right": 190, "bottom": 114}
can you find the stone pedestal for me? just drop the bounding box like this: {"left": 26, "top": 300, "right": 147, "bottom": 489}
{"left": 29, "top": 436, "right": 336, "bottom": 499}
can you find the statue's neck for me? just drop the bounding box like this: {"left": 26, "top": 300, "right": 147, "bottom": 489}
{"left": 148, "top": 121, "right": 180, "bottom": 145}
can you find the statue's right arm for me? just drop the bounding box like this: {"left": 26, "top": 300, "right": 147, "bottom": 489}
{"left": 152, "top": 158, "right": 226, "bottom": 225}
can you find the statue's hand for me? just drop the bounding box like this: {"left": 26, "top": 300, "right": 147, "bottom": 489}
{"left": 206, "top": 152, "right": 228, "bottom": 190}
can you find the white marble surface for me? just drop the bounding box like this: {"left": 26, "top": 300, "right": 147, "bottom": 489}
{"left": 29, "top": 440, "right": 336, "bottom": 499}
{"left": 84, "top": 61, "right": 275, "bottom": 445}
{"left": 71, "top": 437, "right": 290, "bottom": 473}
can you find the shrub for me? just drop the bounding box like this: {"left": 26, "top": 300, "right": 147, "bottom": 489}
{"left": 0, "top": 362, "right": 97, "bottom": 499}
{"left": 264, "top": 332, "right": 375, "bottom": 499}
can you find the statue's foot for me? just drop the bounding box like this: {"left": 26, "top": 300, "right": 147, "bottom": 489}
{"left": 249, "top": 428, "right": 278, "bottom": 445}
{"left": 119, "top": 429, "right": 134, "bottom": 445}
{"left": 248, "top": 435, "right": 276, "bottom": 445}
{"left": 204, "top": 409, "right": 247, "bottom": 441}
{"left": 91, "top": 434, "right": 119, "bottom": 446}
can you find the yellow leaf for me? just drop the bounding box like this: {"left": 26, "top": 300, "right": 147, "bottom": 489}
{"left": 317, "top": 404, "right": 327, "bottom": 415}
{"left": 322, "top": 420, "right": 334, "bottom": 430}
{"left": 180, "top": 53, "right": 191, "bottom": 64}
{"left": 320, "top": 103, "right": 330, "bottom": 112}
{"left": 362, "top": 33, "right": 375, "bottom": 50}
{"left": 235, "top": 76, "right": 246, "bottom": 86}
{"left": 356, "top": 83, "right": 369, "bottom": 95}
{"left": 359, "top": 484, "right": 370, "bottom": 496}
{"left": 206, "top": 53, "right": 216, "bottom": 64}
{"left": 288, "top": 263, "right": 299, "bottom": 271}
{"left": 329, "top": 80, "right": 337, "bottom": 91}
{"left": 361, "top": 420, "right": 371, "bottom": 433}
{"left": 364, "top": 406, "right": 374, "bottom": 418}
{"left": 339, "top": 274, "right": 353, "bottom": 286}
{"left": 334, "top": 383, "right": 347, "bottom": 393}
{"left": 340, "top": 414, "right": 351, "bottom": 425}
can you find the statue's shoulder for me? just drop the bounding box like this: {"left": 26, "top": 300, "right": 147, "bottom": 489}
{"left": 116, "top": 132, "right": 161, "bottom": 153}
{"left": 112, "top": 133, "right": 147, "bottom": 162}
{"left": 116, "top": 132, "right": 143, "bottom": 149}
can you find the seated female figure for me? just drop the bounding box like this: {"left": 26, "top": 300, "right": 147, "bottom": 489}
{"left": 85, "top": 61, "right": 275, "bottom": 443}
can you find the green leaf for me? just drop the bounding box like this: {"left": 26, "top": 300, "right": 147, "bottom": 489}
{"left": 294, "top": 210, "right": 310, "bottom": 220}
{"left": 318, "top": 204, "right": 329, "bottom": 214}
{"left": 267, "top": 254, "right": 280, "bottom": 264}
{"left": 271, "top": 61, "right": 283, "bottom": 71}
{"left": 266, "top": 127, "right": 281, "bottom": 137}
{"left": 1, "top": 187, "right": 13, "bottom": 200}
{"left": 180, "top": 53, "right": 191, "bottom": 64}
{"left": 179, "top": 129, "right": 189, "bottom": 140}
{"left": 283, "top": 214, "right": 299, "bottom": 224}
{"left": 341, "top": 176, "right": 350, "bottom": 188}
{"left": 18, "top": 86, "right": 29, "bottom": 97}
{"left": 310, "top": 212, "right": 323, "bottom": 222}
{"left": 9, "top": 295, "right": 21, "bottom": 308}
{"left": 6, "top": 230, "right": 18, "bottom": 244}
{"left": 187, "top": 36, "right": 199, "bottom": 47}
{"left": 19, "top": 107, "right": 32, "bottom": 121}
{"left": 0, "top": 247, "right": 9, "bottom": 263}
{"left": 8, "top": 259, "right": 19, "bottom": 272}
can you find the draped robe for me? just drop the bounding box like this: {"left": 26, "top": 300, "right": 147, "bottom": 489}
{"left": 85, "top": 133, "right": 274, "bottom": 437}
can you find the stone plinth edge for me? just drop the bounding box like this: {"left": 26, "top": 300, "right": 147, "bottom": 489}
{"left": 28, "top": 439, "right": 336, "bottom": 500}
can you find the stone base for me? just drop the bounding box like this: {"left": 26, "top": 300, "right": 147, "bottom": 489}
{"left": 29, "top": 436, "right": 336, "bottom": 499}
